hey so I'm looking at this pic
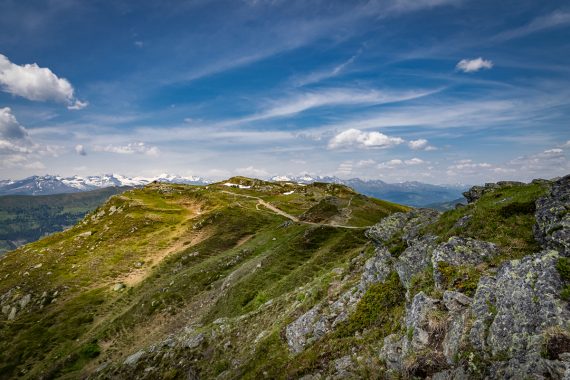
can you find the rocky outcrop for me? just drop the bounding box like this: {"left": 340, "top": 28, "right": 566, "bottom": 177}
{"left": 286, "top": 208, "right": 440, "bottom": 353}
{"left": 535, "top": 175, "right": 570, "bottom": 256}
{"left": 463, "top": 181, "right": 525, "bottom": 203}
{"left": 470, "top": 250, "right": 569, "bottom": 377}
{"left": 394, "top": 235, "right": 437, "bottom": 291}
{"left": 366, "top": 208, "right": 440, "bottom": 244}
{"left": 432, "top": 237, "right": 498, "bottom": 289}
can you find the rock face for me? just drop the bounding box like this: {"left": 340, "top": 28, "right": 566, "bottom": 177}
{"left": 469, "top": 250, "right": 569, "bottom": 378}
{"left": 463, "top": 181, "right": 525, "bottom": 203}
{"left": 432, "top": 237, "right": 498, "bottom": 289}
{"left": 535, "top": 175, "right": 570, "bottom": 256}
{"left": 286, "top": 209, "right": 440, "bottom": 353}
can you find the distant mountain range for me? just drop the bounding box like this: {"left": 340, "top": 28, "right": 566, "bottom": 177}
{"left": 0, "top": 174, "right": 469, "bottom": 206}
{"left": 270, "top": 175, "right": 469, "bottom": 207}
{"left": 0, "top": 174, "right": 210, "bottom": 196}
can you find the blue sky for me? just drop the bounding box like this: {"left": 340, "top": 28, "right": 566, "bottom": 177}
{"left": 0, "top": 0, "right": 569, "bottom": 184}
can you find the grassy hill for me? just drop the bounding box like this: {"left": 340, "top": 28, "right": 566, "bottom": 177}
{"left": 1, "top": 176, "right": 563, "bottom": 379}
{"left": 0, "top": 187, "right": 130, "bottom": 255}
{"left": 0, "top": 178, "right": 407, "bottom": 379}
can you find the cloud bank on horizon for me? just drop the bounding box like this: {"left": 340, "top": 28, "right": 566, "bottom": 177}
{"left": 0, "top": 0, "right": 569, "bottom": 184}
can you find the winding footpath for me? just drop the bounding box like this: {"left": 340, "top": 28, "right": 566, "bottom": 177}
{"left": 221, "top": 190, "right": 366, "bottom": 230}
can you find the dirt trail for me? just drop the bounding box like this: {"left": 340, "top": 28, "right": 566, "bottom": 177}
{"left": 221, "top": 190, "right": 365, "bottom": 230}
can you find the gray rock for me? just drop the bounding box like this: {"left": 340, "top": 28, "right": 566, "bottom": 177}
{"left": 442, "top": 291, "right": 472, "bottom": 364}
{"left": 123, "top": 350, "right": 145, "bottom": 366}
{"left": 432, "top": 237, "right": 498, "bottom": 290}
{"left": 453, "top": 215, "right": 472, "bottom": 229}
{"left": 285, "top": 305, "right": 324, "bottom": 353}
{"left": 359, "top": 247, "right": 393, "bottom": 290}
{"left": 112, "top": 283, "right": 126, "bottom": 292}
{"left": 332, "top": 355, "right": 353, "bottom": 377}
{"left": 8, "top": 306, "right": 16, "bottom": 320}
{"left": 182, "top": 332, "right": 204, "bottom": 349}
{"left": 19, "top": 294, "right": 31, "bottom": 308}
{"left": 470, "top": 250, "right": 569, "bottom": 377}
{"left": 366, "top": 209, "right": 440, "bottom": 245}
{"left": 534, "top": 175, "right": 570, "bottom": 256}
{"left": 463, "top": 181, "right": 525, "bottom": 203}
{"left": 404, "top": 292, "right": 441, "bottom": 353}
{"left": 431, "top": 366, "right": 469, "bottom": 380}
{"left": 463, "top": 184, "right": 497, "bottom": 203}
{"left": 443, "top": 291, "right": 471, "bottom": 313}
{"left": 380, "top": 333, "right": 404, "bottom": 372}
{"left": 394, "top": 235, "right": 437, "bottom": 291}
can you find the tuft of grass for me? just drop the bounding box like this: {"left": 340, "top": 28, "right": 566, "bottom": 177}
{"left": 335, "top": 271, "right": 405, "bottom": 337}
{"left": 437, "top": 262, "right": 480, "bottom": 297}
{"left": 423, "top": 182, "right": 548, "bottom": 262}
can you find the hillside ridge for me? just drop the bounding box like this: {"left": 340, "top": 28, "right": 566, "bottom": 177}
{"left": 0, "top": 175, "right": 568, "bottom": 379}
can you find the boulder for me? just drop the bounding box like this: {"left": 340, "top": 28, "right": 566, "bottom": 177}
{"left": 534, "top": 174, "right": 570, "bottom": 256}
{"left": 123, "top": 350, "right": 145, "bottom": 366}
{"left": 469, "top": 250, "right": 569, "bottom": 377}
{"left": 394, "top": 235, "right": 437, "bottom": 291}
{"left": 432, "top": 237, "right": 498, "bottom": 290}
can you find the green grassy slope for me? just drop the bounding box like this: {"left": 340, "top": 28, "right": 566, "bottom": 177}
{"left": 0, "top": 187, "right": 130, "bottom": 254}
{"left": 0, "top": 178, "right": 408, "bottom": 379}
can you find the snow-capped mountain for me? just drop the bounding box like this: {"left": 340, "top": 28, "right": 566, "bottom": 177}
{"left": 0, "top": 174, "right": 210, "bottom": 196}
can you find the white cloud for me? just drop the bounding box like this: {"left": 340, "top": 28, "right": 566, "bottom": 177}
{"left": 0, "top": 107, "right": 28, "bottom": 141}
{"left": 94, "top": 142, "right": 159, "bottom": 156}
{"left": 355, "top": 159, "right": 376, "bottom": 168}
{"left": 0, "top": 54, "right": 86, "bottom": 109}
{"left": 328, "top": 128, "right": 404, "bottom": 149}
{"left": 235, "top": 166, "right": 268, "bottom": 177}
{"left": 456, "top": 57, "right": 494, "bottom": 73}
{"left": 0, "top": 107, "right": 59, "bottom": 169}
{"left": 75, "top": 144, "right": 87, "bottom": 156}
{"left": 408, "top": 138, "right": 437, "bottom": 151}
{"left": 404, "top": 158, "right": 425, "bottom": 165}
{"left": 68, "top": 99, "right": 88, "bottom": 110}
{"left": 377, "top": 159, "right": 403, "bottom": 169}
{"left": 377, "top": 157, "right": 425, "bottom": 169}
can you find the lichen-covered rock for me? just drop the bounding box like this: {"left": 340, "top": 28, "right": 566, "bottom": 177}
{"left": 470, "top": 250, "right": 570, "bottom": 377}
{"left": 285, "top": 305, "right": 326, "bottom": 353}
{"left": 286, "top": 243, "right": 400, "bottom": 353}
{"left": 359, "top": 247, "right": 393, "bottom": 290}
{"left": 442, "top": 291, "right": 472, "bottom": 364}
{"left": 366, "top": 208, "right": 440, "bottom": 245}
{"left": 431, "top": 366, "right": 470, "bottom": 380}
{"left": 463, "top": 181, "right": 524, "bottom": 203}
{"left": 404, "top": 292, "right": 441, "bottom": 353}
{"left": 534, "top": 174, "right": 570, "bottom": 256}
{"left": 432, "top": 237, "right": 498, "bottom": 289}
{"left": 123, "top": 350, "right": 145, "bottom": 366}
{"left": 381, "top": 333, "right": 404, "bottom": 372}
{"left": 394, "top": 235, "right": 437, "bottom": 291}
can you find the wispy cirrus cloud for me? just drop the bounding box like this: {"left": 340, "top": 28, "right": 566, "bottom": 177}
{"left": 293, "top": 50, "right": 361, "bottom": 87}
{"left": 212, "top": 87, "right": 441, "bottom": 127}
{"left": 494, "top": 10, "right": 570, "bottom": 42}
